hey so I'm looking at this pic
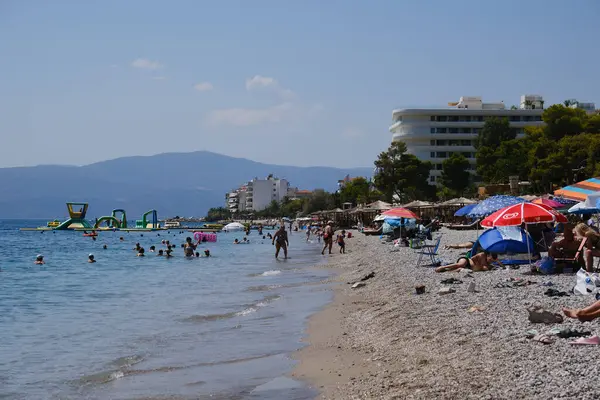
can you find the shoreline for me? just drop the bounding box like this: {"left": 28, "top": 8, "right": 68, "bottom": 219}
{"left": 292, "top": 229, "right": 600, "bottom": 399}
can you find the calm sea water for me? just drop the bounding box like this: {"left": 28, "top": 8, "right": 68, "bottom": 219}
{"left": 0, "top": 220, "right": 331, "bottom": 400}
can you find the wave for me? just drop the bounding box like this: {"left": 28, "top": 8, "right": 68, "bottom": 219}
{"left": 181, "top": 295, "right": 281, "bottom": 323}
{"left": 247, "top": 270, "right": 282, "bottom": 277}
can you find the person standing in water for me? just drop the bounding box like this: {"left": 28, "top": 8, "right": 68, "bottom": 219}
{"left": 321, "top": 221, "right": 335, "bottom": 255}
{"left": 272, "top": 225, "right": 289, "bottom": 259}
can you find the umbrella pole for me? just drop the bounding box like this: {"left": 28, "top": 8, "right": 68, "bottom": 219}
{"left": 525, "top": 223, "right": 532, "bottom": 268}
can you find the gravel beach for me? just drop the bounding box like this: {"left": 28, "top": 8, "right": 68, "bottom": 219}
{"left": 293, "top": 228, "right": 600, "bottom": 400}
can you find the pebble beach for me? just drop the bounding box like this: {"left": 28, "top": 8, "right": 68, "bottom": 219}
{"left": 294, "top": 228, "right": 600, "bottom": 400}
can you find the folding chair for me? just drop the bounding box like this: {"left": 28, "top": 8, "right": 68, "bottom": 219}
{"left": 555, "top": 237, "right": 587, "bottom": 273}
{"left": 416, "top": 235, "right": 442, "bottom": 267}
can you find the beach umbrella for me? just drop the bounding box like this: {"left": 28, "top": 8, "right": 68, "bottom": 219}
{"left": 467, "top": 195, "right": 527, "bottom": 218}
{"left": 454, "top": 203, "right": 477, "bottom": 217}
{"left": 567, "top": 193, "right": 600, "bottom": 214}
{"left": 532, "top": 198, "right": 565, "bottom": 209}
{"left": 481, "top": 202, "right": 567, "bottom": 227}
{"left": 554, "top": 177, "right": 600, "bottom": 202}
{"left": 381, "top": 207, "right": 419, "bottom": 219}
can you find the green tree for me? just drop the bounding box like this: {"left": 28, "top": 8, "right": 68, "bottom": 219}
{"left": 205, "top": 207, "right": 231, "bottom": 222}
{"left": 439, "top": 153, "right": 470, "bottom": 195}
{"left": 585, "top": 114, "right": 600, "bottom": 134}
{"left": 373, "top": 141, "right": 433, "bottom": 202}
{"left": 475, "top": 117, "right": 514, "bottom": 149}
{"left": 303, "top": 189, "right": 336, "bottom": 214}
{"left": 542, "top": 104, "right": 587, "bottom": 140}
{"left": 339, "top": 177, "right": 372, "bottom": 206}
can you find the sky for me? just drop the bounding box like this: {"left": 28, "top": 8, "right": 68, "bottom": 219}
{"left": 0, "top": 0, "right": 599, "bottom": 169}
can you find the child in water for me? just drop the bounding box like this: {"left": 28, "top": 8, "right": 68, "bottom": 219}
{"left": 204, "top": 249, "right": 211, "bottom": 257}
{"left": 88, "top": 254, "right": 96, "bottom": 263}
{"left": 137, "top": 248, "right": 145, "bottom": 257}
{"left": 165, "top": 249, "right": 173, "bottom": 258}
{"left": 337, "top": 230, "right": 346, "bottom": 254}
{"left": 35, "top": 254, "right": 45, "bottom": 265}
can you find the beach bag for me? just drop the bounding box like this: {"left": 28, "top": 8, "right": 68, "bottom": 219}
{"left": 535, "top": 256, "right": 555, "bottom": 275}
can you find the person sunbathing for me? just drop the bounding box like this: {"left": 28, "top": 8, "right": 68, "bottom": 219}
{"left": 548, "top": 224, "right": 580, "bottom": 259}
{"left": 563, "top": 300, "right": 600, "bottom": 322}
{"left": 444, "top": 241, "right": 474, "bottom": 250}
{"left": 435, "top": 251, "right": 501, "bottom": 273}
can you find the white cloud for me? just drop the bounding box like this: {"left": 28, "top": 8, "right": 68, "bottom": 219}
{"left": 194, "top": 82, "right": 214, "bottom": 92}
{"left": 245, "top": 75, "right": 277, "bottom": 90}
{"left": 245, "top": 75, "right": 295, "bottom": 100}
{"left": 206, "top": 103, "right": 293, "bottom": 127}
{"left": 131, "top": 58, "right": 163, "bottom": 70}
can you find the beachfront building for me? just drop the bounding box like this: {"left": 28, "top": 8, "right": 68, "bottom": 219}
{"left": 226, "top": 175, "right": 290, "bottom": 212}
{"left": 389, "top": 95, "right": 547, "bottom": 184}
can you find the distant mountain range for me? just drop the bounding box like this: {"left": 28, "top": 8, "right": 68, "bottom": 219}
{"left": 0, "top": 151, "right": 372, "bottom": 219}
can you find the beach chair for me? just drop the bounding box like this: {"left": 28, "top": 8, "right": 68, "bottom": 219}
{"left": 416, "top": 235, "right": 442, "bottom": 267}
{"left": 555, "top": 237, "right": 587, "bottom": 272}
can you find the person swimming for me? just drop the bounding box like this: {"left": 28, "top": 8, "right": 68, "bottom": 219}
{"left": 137, "top": 247, "right": 145, "bottom": 257}
{"left": 88, "top": 254, "right": 96, "bottom": 263}
{"left": 234, "top": 239, "right": 239, "bottom": 244}
{"left": 149, "top": 245, "right": 156, "bottom": 252}
{"left": 184, "top": 237, "right": 196, "bottom": 257}
{"left": 195, "top": 252, "right": 200, "bottom": 258}
{"left": 157, "top": 249, "right": 164, "bottom": 256}
{"left": 165, "top": 249, "right": 173, "bottom": 258}
{"left": 120, "top": 237, "right": 124, "bottom": 241}
{"left": 204, "top": 249, "right": 210, "bottom": 257}
{"left": 103, "top": 244, "right": 107, "bottom": 250}
{"left": 35, "top": 254, "right": 45, "bottom": 265}
{"left": 134, "top": 243, "right": 141, "bottom": 252}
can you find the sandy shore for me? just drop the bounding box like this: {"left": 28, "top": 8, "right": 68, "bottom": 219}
{"left": 293, "top": 229, "right": 600, "bottom": 399}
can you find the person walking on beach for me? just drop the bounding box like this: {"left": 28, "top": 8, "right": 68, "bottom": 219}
{"left": 337, "top": 230, "right": 346, "bottom": 254}
{"left": 272, "top": 225, "right": 289, "bottom": 259}
{"left": 306, "top": 225, "right": 311, "bottom": 242}
{"left": 321, "top": 221, "right": 334, "bottom": 255}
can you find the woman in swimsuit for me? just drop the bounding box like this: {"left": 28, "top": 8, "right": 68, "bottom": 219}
{"left": 574, "top": 223, "right": 600, "bottom": 272}
{"left": 435, "top": 252, "right": 501, "bottom": 273}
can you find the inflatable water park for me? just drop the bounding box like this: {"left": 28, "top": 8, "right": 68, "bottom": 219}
{"left": 21, "top": 202, "right": 188, "bottom": 232}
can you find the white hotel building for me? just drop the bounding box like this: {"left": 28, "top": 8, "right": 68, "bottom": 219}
{"left": 389, "top": 95, "right": 546, "bottom": 184}
{"left": 226, "top": 175, "right": 291, "bottom": 213}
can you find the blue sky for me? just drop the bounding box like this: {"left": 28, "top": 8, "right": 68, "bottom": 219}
{"left": 0, "top": 0, "right": 598, "bottom": 168}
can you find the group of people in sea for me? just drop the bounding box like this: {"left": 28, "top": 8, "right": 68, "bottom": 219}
{"left": 34, "top": 232, "right": 211, "bottom": 264}
{"left": 227, "top": 220, "right": 349, "bottom": 260}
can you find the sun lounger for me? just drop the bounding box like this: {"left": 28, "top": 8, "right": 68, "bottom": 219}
{"left": 446, "top": 219, "right": 481, "bottom": 230}
{"left": 362, "top": 227, "right": 382, "bottom": 236}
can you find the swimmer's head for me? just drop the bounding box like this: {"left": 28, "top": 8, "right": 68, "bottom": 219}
{"left": 195, "top": 252, "right": 200, "bottom": 257}
{"left": 180, "top": 243, "right": 185, "bottom": 248}
{"left": 119, "top": 237, "right": 124, "bottom": 241}
{"left": 138, "top": 247, "right": 145, "bottom": 254}
{"left": 150, "top": 245, "right": 155, "bottom": 251}
{"left": 103, "top": 244, "right": 107, "bottom": 249}
{"left": 158, "top": 249, "right": 164, "bottom": 255}
{"left": 204, "top": 249, "right": 210, "bottom": 257}
{"left": 36, "top": 254, "right": 43, "bottom": 261}
{"left": 186, "top": 237, "right": 192, "bottom": 243}
{"left": 88, "top": 254, "right": 94, "bottom": 260}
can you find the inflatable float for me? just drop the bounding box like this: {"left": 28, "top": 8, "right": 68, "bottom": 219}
{"left": 194, "top": 232, "right": 217, "bottom": 242}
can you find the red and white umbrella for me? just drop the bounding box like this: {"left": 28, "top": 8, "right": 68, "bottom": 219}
{"left": 481, "top": 202, "right": 567, "bottom": 227}
{"left": 381, "top": 207, "right": 419, "bottom": 220}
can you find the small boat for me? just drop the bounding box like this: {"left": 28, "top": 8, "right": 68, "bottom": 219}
{"left": 83, "top": 232, "right": 98, "bottom": 237}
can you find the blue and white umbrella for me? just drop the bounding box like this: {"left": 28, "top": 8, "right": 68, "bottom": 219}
{"left": 467, "top": 195, "right": 527, "bottom": 218}
{"left": 454, "top": 203, "right": 477, "bottom": 217}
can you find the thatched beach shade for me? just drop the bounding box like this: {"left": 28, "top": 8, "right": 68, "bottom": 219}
{"left": 403, "top": 200, "right": 433, "bottom": 208}
{"left": 365, "top": 200, "right": 392, "bottom": 211}
{"left": 440, "top": 197, "right": 477, "bottom": 206}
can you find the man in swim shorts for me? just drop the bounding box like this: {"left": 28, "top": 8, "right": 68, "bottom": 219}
{"left": 321, "top": 222, "right": 334, "bottom": 255}
{"left": 272, "top": 225, "right": 289, "bottom": 259}
{"left": 435, "top": 251, "right": 501, "bottom": 273}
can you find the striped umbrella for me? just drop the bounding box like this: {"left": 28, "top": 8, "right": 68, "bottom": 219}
{"left": 554, "top": 177, "right": 600, "bottom": 202}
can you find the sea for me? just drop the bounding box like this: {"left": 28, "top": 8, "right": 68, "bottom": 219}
{"left": 0, "top": 220, "right": 332, "bottom": 400}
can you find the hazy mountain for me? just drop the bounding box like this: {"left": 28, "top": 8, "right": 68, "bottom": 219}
{"left": 0, "top": 151, "right": 372, "bottom": 219}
